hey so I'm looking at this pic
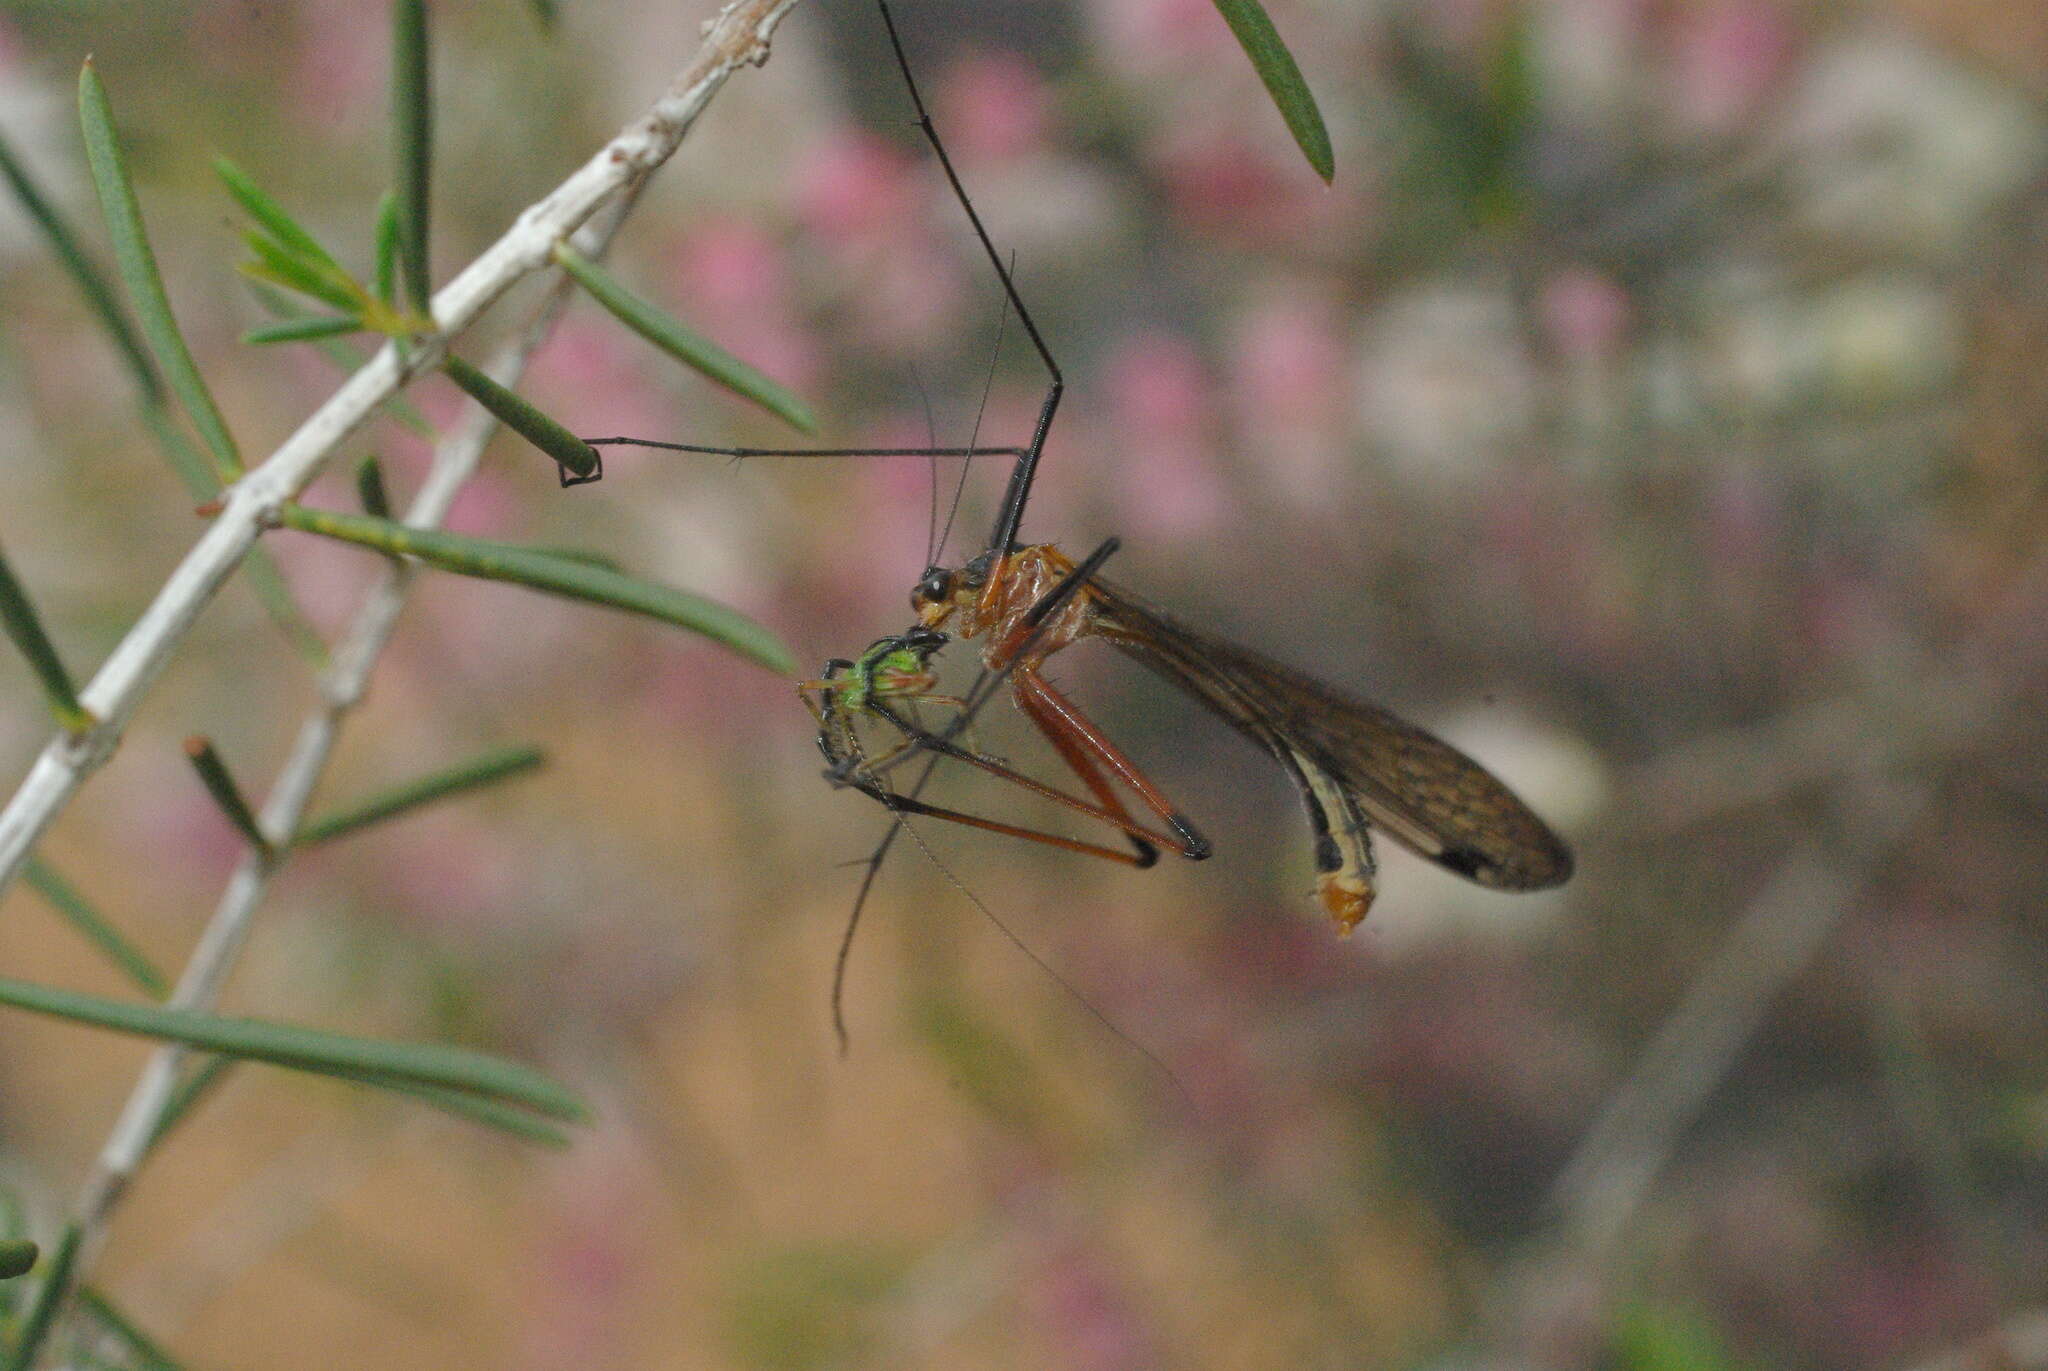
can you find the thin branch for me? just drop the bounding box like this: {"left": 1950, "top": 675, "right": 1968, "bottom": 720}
{"left": 0, "top": 0, "right": 803, "bottom": 896}
{"left": 12, "top": 0, "right": 807, "bottom": 1350}
{"left": 65, "top": 195, "right": 636, "bottom": 1303}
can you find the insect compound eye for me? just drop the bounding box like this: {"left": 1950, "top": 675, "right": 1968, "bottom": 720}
{"left": 912, "top": 567, "right": 954, "bottom": 610}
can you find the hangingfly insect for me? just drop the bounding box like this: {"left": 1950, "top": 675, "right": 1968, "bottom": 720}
{"left": 897, "top": 539, "right": 1574, "bottom": 931}
{"left": 597, "top": 0, "right": 1572, "bottom": 937}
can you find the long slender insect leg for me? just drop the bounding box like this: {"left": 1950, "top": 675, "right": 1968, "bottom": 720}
{"left": 865, "top": 696, "right": 1173, "bottom": 863}
{"left": 1010, "top": 668, "right": 1213, "bottom": 860}
{"left": 841, "top": 774, "right": 1158, "bottom": 868}
{"left": 874, "top": 0, "right": 1061, "bottom": 558}
{"left": 1004, "top": 681, "right": 1174, "bottom": 862}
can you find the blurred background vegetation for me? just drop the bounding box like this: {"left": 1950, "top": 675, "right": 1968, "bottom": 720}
{"left": 0, "top": 0, "right": 2043, "bottom": 1366}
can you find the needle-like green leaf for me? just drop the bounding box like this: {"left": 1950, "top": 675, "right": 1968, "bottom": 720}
{"left": 0, "top": 128, "right": 314, "bottom": 681}
{"left": 391, "top": 0, "right": 433, "bottom": 313}
{"left": 77, "top": 1288, "right": 185, "bottom": 1371}
{"left": 555, "top": 244, "right": 818, "bottom": 434}
{"left": 355, "top": 453, "right": 393, "bottom": 518}
{"left": 3, "top": 1224, "right": 78, "bottom": 1371}
{"left": 0, "top": 975, "right": 588, "bottom": 1122}
{"left": 21, "top": 858, "right": 168, "bottom": 998}
{"left": 372, "top": 188, "right": 401, "bottom": 306}
{"left": 242, "top": 315, "right": 363, "bottom": 345}
{"left": 441, "top": 352, "right": 601, "bottom": 478}
{"left": 78, "top": 61, "right": 243, "bottom": 478}
{"left": 0, "top": 1241, "right": 36, "bottom": 1281}
{"left": 1209, "top": 0, "right": 1334, "bottom": 183}
{"left": 275, "top": 504, "right": 797, "bottom": 676}
{"left": 0, "top": 129, "right": 158, "bottom": 402}
{"left": 214, "top": 157, "right": 348, "bottom": 280}
{"left": 0, "top": 538, "right": 93, "bottom": 735}
{"left": 148, "top": 1054, "right": 235, "bottom": 1149}
{"left": 237, "top": 228, "right": 365, "bottom": 314}
{"left": 296, "top": 744, "right": 545, "bottom": 845}
{"left": 244, "top": 282, "right": 434, "bottom": 437}
{"left": 313, "top": 1068, "right": 575, "bottom": 1146}
{"left": 182, "top": 737, "right": 273, "bottom": 859}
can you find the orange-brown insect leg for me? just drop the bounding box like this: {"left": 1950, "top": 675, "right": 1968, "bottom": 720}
{"left": 863, "top": 787, "right": 1158, "bottom": 867}
{"left": 1011, "top": 668, "right": 1212, "bottom": 860}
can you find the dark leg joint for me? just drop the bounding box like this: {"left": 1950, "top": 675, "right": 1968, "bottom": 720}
{"left": 1169, "top": 813, "right": 1212, "bottom": 861}
{"left": 558, "top": 451, "right": 603, "bottom": 487}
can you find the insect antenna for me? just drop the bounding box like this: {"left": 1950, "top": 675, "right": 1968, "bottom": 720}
{"left": 908, "top": 375, "right": 944, "bottom": 572}
{"left": 827, "top": 538, "right": 1122, "bottom": 1050}
{"left": 826, "top": 651, "right": 1192, "bottom": 1108}
{"left": 930, "top": 250, "right": 1017, "bottom": 569}
{"left": 894, "top": 807, "right": 1195, "bottom": 1108}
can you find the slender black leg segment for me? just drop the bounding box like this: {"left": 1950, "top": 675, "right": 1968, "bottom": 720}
{"left": 582, "top": 439, "right": 1027, "bottom": 461}
{"left": 874, "top": 0, "right": 1061, "bottom": 560}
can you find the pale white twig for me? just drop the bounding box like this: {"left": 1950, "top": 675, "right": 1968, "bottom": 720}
{"left": 1, "top": 0, "right": 806, "bottom": 1352}
{"left": 0, "top": 0, "right": 802, "bottom": 895}
{"left": 73, "top": 235, "right": 606, "bottom": 1238}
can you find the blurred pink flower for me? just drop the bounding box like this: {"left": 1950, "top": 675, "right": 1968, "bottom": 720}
{"left": 1087, "top": 0, "right": 1238, "bottom": 72}
{"left": 1666, "top": 1, "right": 1798, "bottom": 135}
{"left": 1233, "top": 293, "right": 1348, "bottom": 416}
{"left": 1105, "top": 330, "right": 1229, "bottom": 538}
{"left": 1415, "top": 0, "right": 1507, "bottom": 52}
{"left": 1114, "top": 331, "right": 1206, "bottom": 434}
{"left": 1228, "top": 289, "right": 1353, "bottom": 507}
{"left": 1151, "top": 120, "right": 1336, "bottom": 245}
{"left": 531, "top": 316, "right": 675, "bottom": 448}
{"left": 374, "top": 812, "right": 533, "bottom": 937}
{"left": 794, "top": 129, "right": 921, "bottom": 247}
{"left": 846, "top": 231, "right": 970, "bottom": 360}
{"left": 117, "top": 743, "right": 249, "bottom": 881}
{"left": 518, "top": 1122, "right": 657, "bottom": 1371}
{"left": 1367, "top": 953, "right": 1597, "bottom": 1131}
{"left": 1794, "top": 562, "right": 1888, "bottom": 666}
{"left": 275, "top": 0, "right": 387, "bottom": 130}
{"left": 271, "top": 515, "right": 378, "bottom": 631}
{"left": 438, "top": 466, "right": 524, "bottom": 539}
{"left": 855, "top": 412, "right": 968, "bottom": 564}
{"left": 633, "top": 611, "right": 793, "bottom": 756}
{"left": 416, "top": 367, "right": 483, "bottom": 435}
{"left": 673, "top": 217, "right": 787, "bottom": 318}
{"left": 1537, "top": 267, "right": 1632, "bottom": 361}
{"left": 663, "top": 217, "right": 822, "bottom": 397}
{"left": 936, "top": 52, "right": 1053, "bottom": 165}
{"left": 1024, "top": 1237, "right": 1159, "bottom": 1371}
{"left": 1825, "top": 1245, "right": 1993, "bottom": 1369}
{"left": 1703, "top": 467, "right": 1780, "bottom": 567}
{"left": 965, "top": 383, "right": 1087, "bottom": 540}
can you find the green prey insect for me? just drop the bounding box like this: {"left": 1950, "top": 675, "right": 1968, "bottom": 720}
{"left": 798, "top": 602, "right": 1167, "bottom": 872}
